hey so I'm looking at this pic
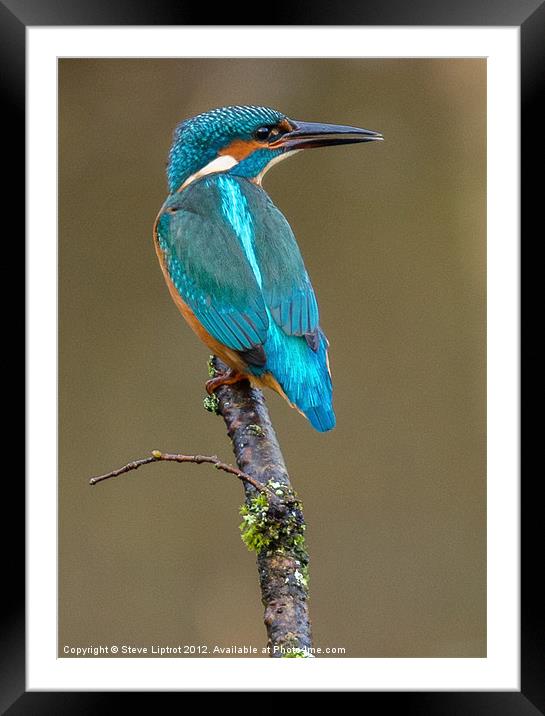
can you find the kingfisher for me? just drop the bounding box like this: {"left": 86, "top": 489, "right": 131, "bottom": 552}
{"left": 153, "top": 105, "right": 382, "bottom": 432}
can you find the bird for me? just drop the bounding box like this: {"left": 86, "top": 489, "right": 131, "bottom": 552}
{"left": 153, "top": 105, "right": 382, "bottom": 432}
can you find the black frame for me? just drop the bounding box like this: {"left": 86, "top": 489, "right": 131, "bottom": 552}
{"left": 12, "top": 0, "right": 536, "bottom": 709}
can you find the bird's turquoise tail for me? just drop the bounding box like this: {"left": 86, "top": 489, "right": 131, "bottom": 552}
{"left": 304, "top": 403, "right": 336, "bottom": 432}
{"left": 251, "top": 316, "right": 335, "bottom": 432}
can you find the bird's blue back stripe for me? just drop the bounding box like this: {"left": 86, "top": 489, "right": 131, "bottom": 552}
{"left": 216, "top": 175, "right": 263, "bottom": 289}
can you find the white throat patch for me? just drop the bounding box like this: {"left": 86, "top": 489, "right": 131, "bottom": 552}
{"left": 179, "top": 154, "right": 239, "bottom": 191}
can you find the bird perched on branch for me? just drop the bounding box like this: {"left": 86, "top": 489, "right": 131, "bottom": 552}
{"left": 153, "top": 105, "right": 382, "bottom": 431}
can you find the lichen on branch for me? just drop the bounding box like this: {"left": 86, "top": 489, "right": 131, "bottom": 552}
{"left": 239, "top": 489, "right": 310, "bottom": 593}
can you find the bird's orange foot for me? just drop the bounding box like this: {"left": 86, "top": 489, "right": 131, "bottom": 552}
{"left": 205, "top": 369, "right": 246, "bottom": 395}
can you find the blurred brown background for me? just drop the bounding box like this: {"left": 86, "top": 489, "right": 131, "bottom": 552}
{"left": 59, "top": 59, "right": 486, "bottom": 657}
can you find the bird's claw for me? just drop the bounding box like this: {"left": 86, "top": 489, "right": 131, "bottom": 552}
{"left": 205, "top": 369, "right": 245, "bottom": 395}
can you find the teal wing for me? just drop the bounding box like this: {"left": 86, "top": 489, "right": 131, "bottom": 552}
{"left": 247, "top": 184, "right": 320, "bottom": 341}
{"left": 156, "top": 181, "right": 269, "bottom": 353}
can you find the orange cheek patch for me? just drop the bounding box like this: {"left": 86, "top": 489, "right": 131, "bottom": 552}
{"left": 219, "top": 139, "right": 263, "bottom": 160}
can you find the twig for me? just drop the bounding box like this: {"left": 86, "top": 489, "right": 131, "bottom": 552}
{"left": 89, "top": 450, "right": 276, "bottom": 499}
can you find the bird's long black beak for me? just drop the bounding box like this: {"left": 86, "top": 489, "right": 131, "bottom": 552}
{"left": 274, "top": 120, "right": 383, "bottom": 150}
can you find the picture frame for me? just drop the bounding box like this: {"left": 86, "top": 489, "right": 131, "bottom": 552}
{"left": 13, "top": 0, "right": 536, "bottom": 708}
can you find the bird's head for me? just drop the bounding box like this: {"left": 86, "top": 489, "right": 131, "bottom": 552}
{"left": 167, "top": 105, "right": 382, "bottom": 192}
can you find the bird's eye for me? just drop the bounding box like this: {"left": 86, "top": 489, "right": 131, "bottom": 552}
{"left": 254, "top": 126, "right": 273, "bottom": 141}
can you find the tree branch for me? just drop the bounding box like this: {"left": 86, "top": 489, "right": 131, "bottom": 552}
{"left": 89, "top": 357, "right": 313, "bottom": 658}
{"left": 209, "top": 356, "right": 313, "bottom": 658}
